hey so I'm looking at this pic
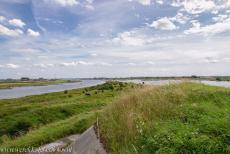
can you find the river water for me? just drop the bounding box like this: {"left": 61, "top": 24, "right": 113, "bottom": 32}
{"left": 0, "top": 80, "right": 105, "bottom": 99}
{"left": 0, "top": 79, "right": 229, "bottom": 100}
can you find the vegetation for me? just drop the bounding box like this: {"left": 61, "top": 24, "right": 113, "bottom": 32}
{"left": 99, "top": 82, "right": 230, "bottom": 154}
{"left": 0, "top": 81, "right": 135, "bottom": 151}
{"left": 0, "top": 79, "right": 79, "bottom": 89}
{"left": 91, "top": 76, "right": 230, "bottom": 81}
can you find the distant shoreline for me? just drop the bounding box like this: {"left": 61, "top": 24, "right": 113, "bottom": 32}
{"left": 79, "top": 76, "right": 230, "bottom": 82}
{"left": 0, "top": 79, "right": 80, "bottom": 89}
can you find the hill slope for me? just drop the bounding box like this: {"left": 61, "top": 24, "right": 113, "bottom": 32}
{"left": 100, "top": 82, "right": 230, "bottom": 154}
{"left": 0, "top": 81, "right": 135, "bottom": 151}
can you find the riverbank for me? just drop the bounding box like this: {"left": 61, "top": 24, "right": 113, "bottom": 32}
{"left": 99, "top": 82, "right": 230, "bottom": 153}
{"left": 0, "top": 79, "right": 80, "bottom": 89}
{"left": 0, "top": 81, "right": 136, "bottom": 152}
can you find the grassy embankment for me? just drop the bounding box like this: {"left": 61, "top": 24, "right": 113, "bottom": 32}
{"left": 0, "top": 79, "right": 79, "bottom": 89}
{"left": 0, "top": 81, "right": 136, "bottom": 151}
{"left": 100, "top": 82, "right": 230, "bottom": 154}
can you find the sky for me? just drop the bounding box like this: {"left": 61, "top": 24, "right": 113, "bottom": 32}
{"left": 0, "top": 0, "right": 230, "bottom": 78}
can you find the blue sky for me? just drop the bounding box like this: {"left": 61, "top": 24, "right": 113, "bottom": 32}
{"left": 0, "top": 0, "right": 230, "bottom": 78}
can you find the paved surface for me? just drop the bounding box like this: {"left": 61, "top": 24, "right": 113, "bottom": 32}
{"left": 30, "top": 134, "right": 80, "bottom": 154}
{"left": 30, "top": 126, "right": 106, "bottom": 154}
{"left": 65, "top": 126, "right": 106, "bottom": 154}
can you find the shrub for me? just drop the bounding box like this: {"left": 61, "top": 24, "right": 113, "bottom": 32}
{"left": 64, "top": 90, "right": 68, "bottom": 94}
{"left": 8, "top": 120, "right": 32, "bottom": 137}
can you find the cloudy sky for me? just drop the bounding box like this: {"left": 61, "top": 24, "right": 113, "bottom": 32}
{"left": 0, "top": 0, "right": 230, "bottom": 78}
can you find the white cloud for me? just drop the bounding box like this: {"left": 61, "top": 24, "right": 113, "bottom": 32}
{"left": 112, "top": 31, "right": 149, "bottom": 46}
{"left": 8, "top": 19, "right": 26, "bottom": 28}
{"left": 129, "top": 0, "right": 151, "bottom": 6}
{"left": 44, "top": 0, "right": 79, "bottom": 6}
{"left": 204, "top": 57, "right": 219, "bottom": 63}
{"left": 171, "top": 0, "right": 230, "bottom": 14}
{"left": 182, "top": 0, "right": 215, "bottom": 14}
{"left": 0, "top": 24, "right": 23, "bottom": 37}
{"left": 185, "top": 17, "right": 230, "bottom": 35}
{"left": 146, "top": 61, "right": 155, "bottom": 65}
{"left": 86, "top": 0, "right": 94, "bottom": 4}
{"left": 212, "top": 14, "right": 228, "bottom": 22}
{"left": 171, "top": 0, "right": 182, "bottom": 7}
{"left": 15, "top": 48, "right": 42, "bottom": 54}
{"left": 211, "top": 10, "right": 219, "bottom": 15}
{"left": 34, "top": 64, "right": 54, "bottom": 68}
{"left": 90, "top": 53, "right": 98, "bottom": 57}
{"left": 6, "top": 64, "right": 20, "bottom": 69}
{"left": 60, "top": 61, "right": 92, "bottom": 66}
{"left": 127, "top": 62, "right": 137, "bottom": 66}
{"left": 27, "top": 29, "right": 40, "bottom": 37}
{"left": 84, "top": 5, "right": 95, "bottom": 10}
{"left": 150, "top": 17, "right": 177, "bottom": 30}
{"left": 78, "top": 61, "right": 93, "bottom": 65}
{"left": 156, "top": 0, "right": 163, "bottom": 5}
{"left": 96, "top": 62, "right": 112, "bottom": 66}
{"left": 60, "top": 61, "right": 77, "bottom": 66}
{"left": 170, "top": 12, "right": 190, "bottom": 24}
{"left": 0, "top": 16, "right": 6, "bottom": 22}
{"left": 59, "top": 61, "right": 111, "bottom": 67}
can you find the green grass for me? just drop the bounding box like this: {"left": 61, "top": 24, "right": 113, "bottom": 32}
{"left": 99, "top": 82, "right": 230, "bottom": 154}
{"left": 0, "top": 81, "right": 136, "bottom": 151}
{"left": 0, "top": 79, "right": 78, "bottom": 89}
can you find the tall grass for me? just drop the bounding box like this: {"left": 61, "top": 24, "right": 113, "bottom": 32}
{"left": 99, "top": 82, "right": 230, "bottom": 154}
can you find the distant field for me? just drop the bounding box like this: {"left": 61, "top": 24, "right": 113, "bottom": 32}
{"left": 0, "top": 79, "right": 78, "bottom": 89}
{"left": 0, "top": 81, "right": 136, "bottom": 152}
{"left": 100, "top": 82, "right": 230, "bottom": 154}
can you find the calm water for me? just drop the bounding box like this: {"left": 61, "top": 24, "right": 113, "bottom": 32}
{"left": 0, "top": 80, "right": 105, "bottom": 99}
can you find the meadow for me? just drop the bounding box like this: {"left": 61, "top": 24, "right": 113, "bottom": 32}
{"left": 100, "top": 82, "right": 230, "bottom": 154}
{"left": 0, "top": 81, "right": 135, "bottom": 150}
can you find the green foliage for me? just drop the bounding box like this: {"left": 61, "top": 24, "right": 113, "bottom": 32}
{"left": 8, "top": 121, "right": 32, "bottom": 137}
{"left": 0, "top": 81, "right": 133, "bottom": 150}
{"left": 100, "top": 83, "right": 230, "bottom": 154}
{"left": 64, "top": 90, "right": 68, "bottom": 94}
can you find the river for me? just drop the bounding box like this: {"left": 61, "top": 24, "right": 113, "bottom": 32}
{"left": 0, "top": 80, "right": 105, "bottom": 99}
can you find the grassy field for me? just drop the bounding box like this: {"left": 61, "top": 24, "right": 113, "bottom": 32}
{"left": 0, "top": 81, "right": 136, "bottom": 151}
{"left": 100, "top": 82, "right": 230, "bottom": 154}
{"left": 0, "top": 79, "right": 79, "bottom": 89}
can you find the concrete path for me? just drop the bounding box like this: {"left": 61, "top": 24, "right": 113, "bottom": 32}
{"left": 30, "top": 126, "right": 106, "bottom": 154}
{"left": 66, "top": 126, "right": 106, "bottom": 154}
{"left": 30, "top": 134, "right": 80, "bottom": 154}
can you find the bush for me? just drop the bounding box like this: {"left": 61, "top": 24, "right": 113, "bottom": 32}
{"left": 64, "top": 90, "right": 68, "bottom": 94}
{"left": 8, "top": 120, "right": 32, "bottom": 137}
{"left": 85, "top": 92, "right": 91, "bottom": 96}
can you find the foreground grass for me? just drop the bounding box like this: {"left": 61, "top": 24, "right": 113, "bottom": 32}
{"left": 0, "top": 81, "right": 135, "bottom": 151}
{"left": 100, "top": 82, "right": 230, "bottom": 154}
{"left": 0, "top": 79, "right": 78, "bottom": 89}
